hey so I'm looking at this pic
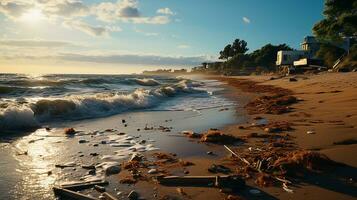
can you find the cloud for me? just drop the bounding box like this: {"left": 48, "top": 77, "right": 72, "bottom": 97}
{"left": 0, "top": 39, "right": 75, "bottom": 47}
{"left": 0, "top": 1, "right": 32, "bottom": 19}
{"left": 157, "top": 8, "right": 175, "bottom": 15}
{"left": 130, "top": 15, "right": 170, "bottom": 24}
{"left": 93, "top": 0, "right": 140, "bottom": 22}
{"left": 0, "top": 51, "right": 213, "bottom": 66}
{"left": 242, "top": 17, "right": 250, "bottom": 24}
{"left": 177, "top": 44, "right": 190, "bottom": 49}
{"left": 63, "top": 20, "right": 110, "bottom": 37}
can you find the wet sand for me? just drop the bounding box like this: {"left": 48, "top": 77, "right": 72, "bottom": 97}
{"left": 0, "top": 101, "right": 245, "bottom": 199}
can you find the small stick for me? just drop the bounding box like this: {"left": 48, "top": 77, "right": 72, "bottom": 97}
{"left": 103, "top": 192, "right": 119, "bottom": 200}
{"left": 224, "top": 145, "right": 250, "bottom": 165}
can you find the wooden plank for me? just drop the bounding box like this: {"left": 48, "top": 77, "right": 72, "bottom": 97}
{"left": 61, "top": 181, "right": 109, "bottom": 191}
{"left": 103, "top": 192, "right": 119, "bottom": 200}
{"left": 157, "top": 175, "right": 245, "bottom": 189}
{"left": 53, "top": 187, "right": 98, "bottom": 200}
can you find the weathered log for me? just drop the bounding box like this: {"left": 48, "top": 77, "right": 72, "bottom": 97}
{"left": 61, "top": 181, "right": 109, "bottom": 191}
{"left": 53, "top": 187, "right": 97, "bottom": 200}
{"left": 157, "top": 175, "right": 245, "bottom": 189}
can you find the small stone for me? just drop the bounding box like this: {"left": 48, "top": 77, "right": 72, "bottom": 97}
{"left": 117, "top": 191, "right": 122, "bottom": 196}
{"left": 124, "top": 124, "right": 128, "bottom": 127}
{"left": 128, "top": 190, "right": 139, "bottom": 200}
{"left": 307, "top": 130, "right": 315, "bottom": 134}
{"left": 184, "top": 170, "right": 189, "bottom": 174}
{"left": 137, "top": 128, "right": 140, "bottom": 131}
{"left": 93, "top": 144, "right": 99, "bottom": 147}
{"left": 139, "top": 140, "right": 146, "bottom": 144}
{"left": 82, "top": 164, "right": 95, "bottom": 170}
{"left": 101, "top": 141, "right": 107, "bottom": 144}
{"left": 122, "top": 119, "right": 126, "bottom": 123}
{"left": 207, "top": 151, "right": 213, "bottom": 155}
{"left": 289, "top": 78, "right": 298, "bottom": 82}
{"left": 105, "top": 164, "right": 121, "bottom": 175}
{"left": 90, "top": 153, "right": 99, "bottom": 156}
{"left": 88, "top": 169, "right": 96, "bottom": 175}
{"left": 78, "top": 139, "right": 87, "bottom": 144}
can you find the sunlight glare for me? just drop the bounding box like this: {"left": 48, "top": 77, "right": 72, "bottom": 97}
{"left": 20, "top": 9, "right": 44, "bottom": 23}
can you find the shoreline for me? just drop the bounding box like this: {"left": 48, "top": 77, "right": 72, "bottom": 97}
{"left": 1, "top": 73, "right": 356, "bottom": 200}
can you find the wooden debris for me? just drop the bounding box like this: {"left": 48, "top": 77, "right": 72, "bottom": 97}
{"left": 103, "top": 192, "right": 119, "bottom": 200}
{"left": 53, "top": 187, "right": 97, "bottom": 200}
{"left": 157, "top": 175, "right": 245, "bottom": 189}
{"left": 224, "top": 145, "right": 250, "bottom": 165}
{"left": 61, "top": 181, "right": 108, "bottom": 191}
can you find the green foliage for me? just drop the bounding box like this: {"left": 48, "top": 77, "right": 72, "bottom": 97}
{"left": 219, "top": 39, "right": 248, "bottom": 60}
{"left": 313, "top": 0, "right": 357, "bottom": 40}
{"left": 315, "top": 43, "right": 345, "bottom": 68}
{"left": 222, "top": 43, "right": 293, "bottom": 73}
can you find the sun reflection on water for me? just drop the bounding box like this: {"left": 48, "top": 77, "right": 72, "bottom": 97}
{"left": 13, "top": 128, "right": 65, "bottom": 199}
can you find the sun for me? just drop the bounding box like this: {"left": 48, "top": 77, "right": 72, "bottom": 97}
{"left": 20, "top": 9, "right": 44, "bottom": 23}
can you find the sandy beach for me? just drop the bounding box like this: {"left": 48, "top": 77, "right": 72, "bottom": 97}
{"left": 0, "top": 72, "right": 356, "bottom": 200}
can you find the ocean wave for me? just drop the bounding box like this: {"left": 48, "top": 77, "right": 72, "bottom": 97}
{"left": 0, "top": 106, "right": 40, "bottom": 131}
{"left": 133, "top": 78, "right": 160, "bottom": 86}
{"left": 0, "top": 80, "right": 205, "bottom": 131}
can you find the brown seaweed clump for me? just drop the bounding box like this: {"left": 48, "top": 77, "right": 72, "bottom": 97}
{"left": 201, "top": 129, "right": 243, "bottom": 144}
{"left": 273, "top": 150, "right": 338, "bottom": 175}
{"left": 255, "top": 173, "right": 274, "bottom": 187}
{"left": 64, "top": 128, "right": 76, "bottom": 135}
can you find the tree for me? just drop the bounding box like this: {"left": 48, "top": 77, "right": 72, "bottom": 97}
{"left": 313, "top": 0, "right": 357, "bottom": 40}
{"left": 232, "top": 39, "right": 249, "bottom": 55}
{"left": 315, "top": 43, "right": 345, "bottom": 68}
{"left": 219, "top": 44, "right": 233, "bottom": 60}
{"left": 219, "top": 39, "right": 249, "bottom": 60}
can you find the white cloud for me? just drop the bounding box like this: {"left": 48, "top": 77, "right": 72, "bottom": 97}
{"left": 157, "top": 8, "right": 175, "bottom": 15}
{"left": 63, "top": 20, "right": 109, "bottom": 37}
{"left": 177, "top": 44, "right": 190, "bottom": 49}
{"left": 242, "top": 17, "right": 250, "bottom": 24}
{"left": 0, "top": 0, "right": 172, "bottom": 37}
{"left": 0, "top": 39, "right": 75, "bottom": 47}
{"left": 130, "top": 15, "right": 170, "bottom": 24}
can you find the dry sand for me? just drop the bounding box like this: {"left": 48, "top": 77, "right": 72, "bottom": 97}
{"left": 214, "top": 72, "right": 357, "bottom": 200}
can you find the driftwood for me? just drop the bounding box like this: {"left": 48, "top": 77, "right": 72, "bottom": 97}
{"left": 61, "top": 181, "right": 109, "bottom": 191}
{"left": 224, "top": 145, "right": 251, "bottom": 165}
{"left": 157, "top": 175, "right": 245, "bottom": 189}
{"left": 53, "top": 187, "right": 97, "bottom": 200}
{"left": 103, "top": 192, "right": 119, "bottom": 200}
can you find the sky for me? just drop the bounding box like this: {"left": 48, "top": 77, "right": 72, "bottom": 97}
{"left": 0, "top": 0, "right": 324, "bottom": 74}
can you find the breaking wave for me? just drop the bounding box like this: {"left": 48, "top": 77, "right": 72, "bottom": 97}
{"left": 0, "top": 80, "right": 205, "bottom": 131}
